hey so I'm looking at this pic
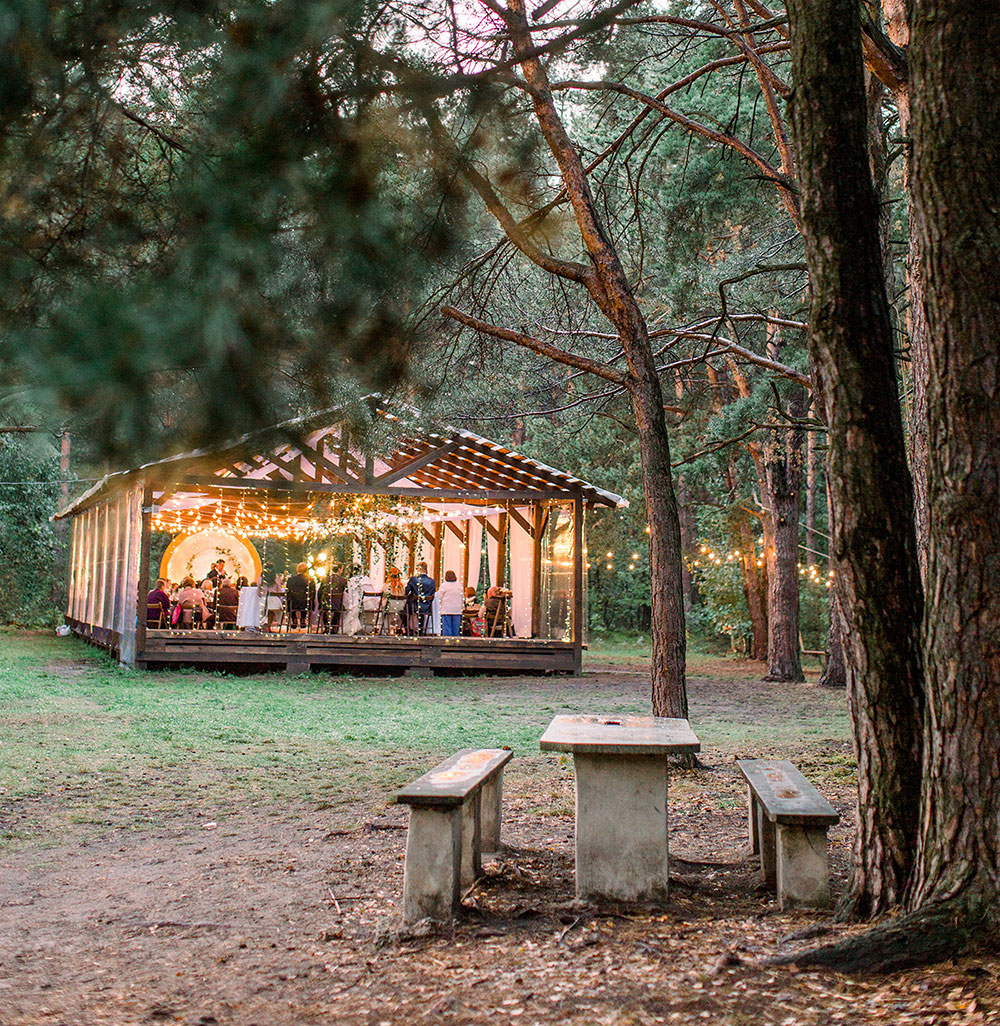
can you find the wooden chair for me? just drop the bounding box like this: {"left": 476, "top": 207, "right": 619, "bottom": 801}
{"left": 146, "top": 604, "right": 166, "bottom": 630}
{"left": 486, "top": 599, "right": 508, "bottom": 638}
{"left": 360, "top": 591, "right": 384, "bottom": 634}
{"left": 216, "top": 604, "right": 238, "bottom": 630}
{"left": 379, "top": 595, "right": 407, "bottom": 635}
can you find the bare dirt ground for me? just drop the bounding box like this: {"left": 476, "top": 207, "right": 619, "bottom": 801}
{"left": 1, "top": 658, "right": 997, "bottom": 1025}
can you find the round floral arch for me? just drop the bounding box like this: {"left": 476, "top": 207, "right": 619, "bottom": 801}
{"left": 159, "top": 530, "right": 262, "bottom": 585}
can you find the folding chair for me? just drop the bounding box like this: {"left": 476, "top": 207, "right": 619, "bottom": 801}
{"left": 359, "top": 591, "right": 384, "bottom": 634}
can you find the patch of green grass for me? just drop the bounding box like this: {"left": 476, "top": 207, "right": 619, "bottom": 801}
{"left": 0, "top": 631, "right": 854, "bottom": 851}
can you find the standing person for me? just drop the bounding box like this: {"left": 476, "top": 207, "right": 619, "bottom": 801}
{"left": 286, "top": 562, "right": 314, "bottom": 631}
{"left": 437, "top": 570, "right": 464, "bottom": 637}
{"left": 405, "top": 561, "right": 436, "bottom": 635}
{"left": 206, "top": 559, "right": 226, "bottom": 585}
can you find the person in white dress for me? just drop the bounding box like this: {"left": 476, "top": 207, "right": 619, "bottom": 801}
{"left": 341, "top": 567, "right": 375, "bottom": 636}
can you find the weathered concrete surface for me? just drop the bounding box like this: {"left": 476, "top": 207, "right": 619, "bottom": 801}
{"left": 573, "top": 752, "right": 670, "bottom": 902}
{"left": 776, "top": 825, "right": 832, "bottom": 909}
{"left": 460, "top": 795, "right": 482, "bottom": 888}
{"left": 757, "top": 805, "right": 778, "bottom": 889}
{"left": 402, "top": 806, "right": 462, "bottom": 923}
{"left": 541, "top": 715, "right": 700, "bottom": 756}
{"left": 479, "top": 772, "right": 504, "bottom": 854}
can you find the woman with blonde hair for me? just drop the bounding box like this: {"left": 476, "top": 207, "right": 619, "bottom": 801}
{"left": 174, "top": 576, "right": 210, "bottom": 628}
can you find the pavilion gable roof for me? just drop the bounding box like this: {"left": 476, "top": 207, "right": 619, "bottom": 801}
{"left": 56, "top": 406, "right": 625, "bottom": 518}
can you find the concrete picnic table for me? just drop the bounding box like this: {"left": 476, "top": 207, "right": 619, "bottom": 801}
{"left": 540, "top": 713, "right": 701, "bottom": 902}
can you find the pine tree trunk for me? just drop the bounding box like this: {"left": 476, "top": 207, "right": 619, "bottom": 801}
{"left": 737, "top": 512, "right": 768, "bottom": 661}
{"left": 787, "top": 0, "right": 925, "bottom": 917}
{"left": 504, "top": 0, "right": 687, "bottom": 717}
{"left": 819, "top": 483, "right": 846, "bottom": 689}
{"left": 676, "top": 477, "right": 699, "bottom": 610}
{"left": 763, "top": 429, "right": 805, "bottom": 682}
{"left": 907, "top": 0, "right": 1000, "bottom": 918}
{"left": 879, "top": 0, "right": 931, "bottom": 581}
{"left": 804, "top": 413, "right": 818, "bottom": 567}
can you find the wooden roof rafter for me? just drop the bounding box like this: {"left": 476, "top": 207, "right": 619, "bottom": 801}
{"left": 56, "top": 400, "right": 625, "bottom": 519}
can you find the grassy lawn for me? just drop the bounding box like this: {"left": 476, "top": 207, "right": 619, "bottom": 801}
{"left": 0, "top": 629, "right": 852, "bottom": 851}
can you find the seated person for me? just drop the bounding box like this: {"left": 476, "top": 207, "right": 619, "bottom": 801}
{"left": 146, "top": 579, "right": 171, "bottom": 627}
{"left": 318, "top": 565, "right": 348, "bottom": 633}
{"left": 404, "top": 562, "right": 436, "bottom": 635}
{"left": 263, "top": 573, "right": 285, "bottom": 630}
{"left": 461, "top": 586, "right": 480, "bottom": 636}
{"left": 385, "top": 566, "right": 405, "bottom": 598}
{"left": 174, "top": 576, "right": 210, "bottom": 628}
{"left": 199, "top": 578, "right": 217, "bottom": 628}
{"left": 481, "top": 585, "right": 508, "bottom": 635}
{"left": 286, "top": 562, "right": 315, "bottom": 630}
{"left": 216, "top": 576, "right": 240, "bottom": 626}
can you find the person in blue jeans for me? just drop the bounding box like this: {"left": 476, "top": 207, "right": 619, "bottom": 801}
{"left": 405, "top": 561, "right": 437, "bottom": 635}
{"left": 436, "top": 569, "right": 464, "bottom": 637}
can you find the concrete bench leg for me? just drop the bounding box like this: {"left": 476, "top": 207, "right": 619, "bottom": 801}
{"left": 776, "top": 825, "right": 831, "bottom": 909}
{"left": 479, "top": 771, "right": 504, "bottom": 854}
{"left": 402, "top": 805, "right": 462, "bottom": 923}
{"left": 573, "top": 753, "right": 669, "bottom": 902}
{"left": 757, "top": 806, "right": 777, "bottom": 890}
{"left": 747, "top": 786, "right": 760, "bottom": 854}
{"left": 460, "top": 793, "right": 482, "bottom": 888}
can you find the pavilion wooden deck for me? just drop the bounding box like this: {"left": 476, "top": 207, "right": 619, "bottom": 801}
{"left": 136, "top": 629, "right": 580, "bottom": 674}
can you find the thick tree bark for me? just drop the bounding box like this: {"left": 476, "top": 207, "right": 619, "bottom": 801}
{"left": 804, "top": 412, "right": 818, "bottom": 568}
{"left": 818, "top": 587, "right": 846, "bottom": 689}
{"left": 502, "top": 0, "right": 687, "bottom": 716}
{"left": 819, "top": 482, "right": 846, "bottom": 689}
{"left": 787, "top": 0, "right": 925, "bottom": 917}
{"left": 880, "top": 0, "right": 931, "bottom": 580}
{"left": 736, "top": 510, "right": 768, "bottom": 661}
{"left": 675, "top": 477, "right": 699, "bottom": 610}
{"left": 762, "top": 387, "right": 806, "bottom": 682}
{"left": 906, "top": 0, "right": 1000, "bottom": 919}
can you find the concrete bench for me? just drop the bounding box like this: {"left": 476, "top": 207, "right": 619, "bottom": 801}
{"left": 395, "top": 748, "right": 512, "bottom": 923}
{"left": 736, "top": 758, "right": 839, "bottom": 910}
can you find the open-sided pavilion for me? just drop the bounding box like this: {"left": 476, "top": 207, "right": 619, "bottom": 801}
{"left": 56, "top": 408, "right": 624, "bottom": 675}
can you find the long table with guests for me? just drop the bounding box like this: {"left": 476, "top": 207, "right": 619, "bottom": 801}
{"left": 146, "top": 559, "right": 513, "bottom": 638}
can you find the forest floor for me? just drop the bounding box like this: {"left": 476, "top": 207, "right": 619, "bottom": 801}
{"left": 1, "top": 630, "right": 997, "bottom": 1026}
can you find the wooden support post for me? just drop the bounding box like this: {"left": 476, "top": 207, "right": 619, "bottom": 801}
{"left": 495, "top": 511, "right": 508, "bottom": 589}
{"left": 531, "top": 504, "right": 544, "bottom": 638}
{"left": 461, "top": 519, "right": 471, "bottom": 591}
{"left": 134, "top": 483, "right": 153, "bottom": 669}
{"left": 433, "top": 522, "right": 443, "bottom": 583}
{"left": 408, "top": 527, "right": 416, "bottom": 576}
{"left": 572, "top": 495, "right": 583, "bottom": 673}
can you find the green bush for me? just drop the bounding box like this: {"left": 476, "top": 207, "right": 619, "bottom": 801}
{"left": 0, "top": 437, "right": 64, "bottom": 626}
